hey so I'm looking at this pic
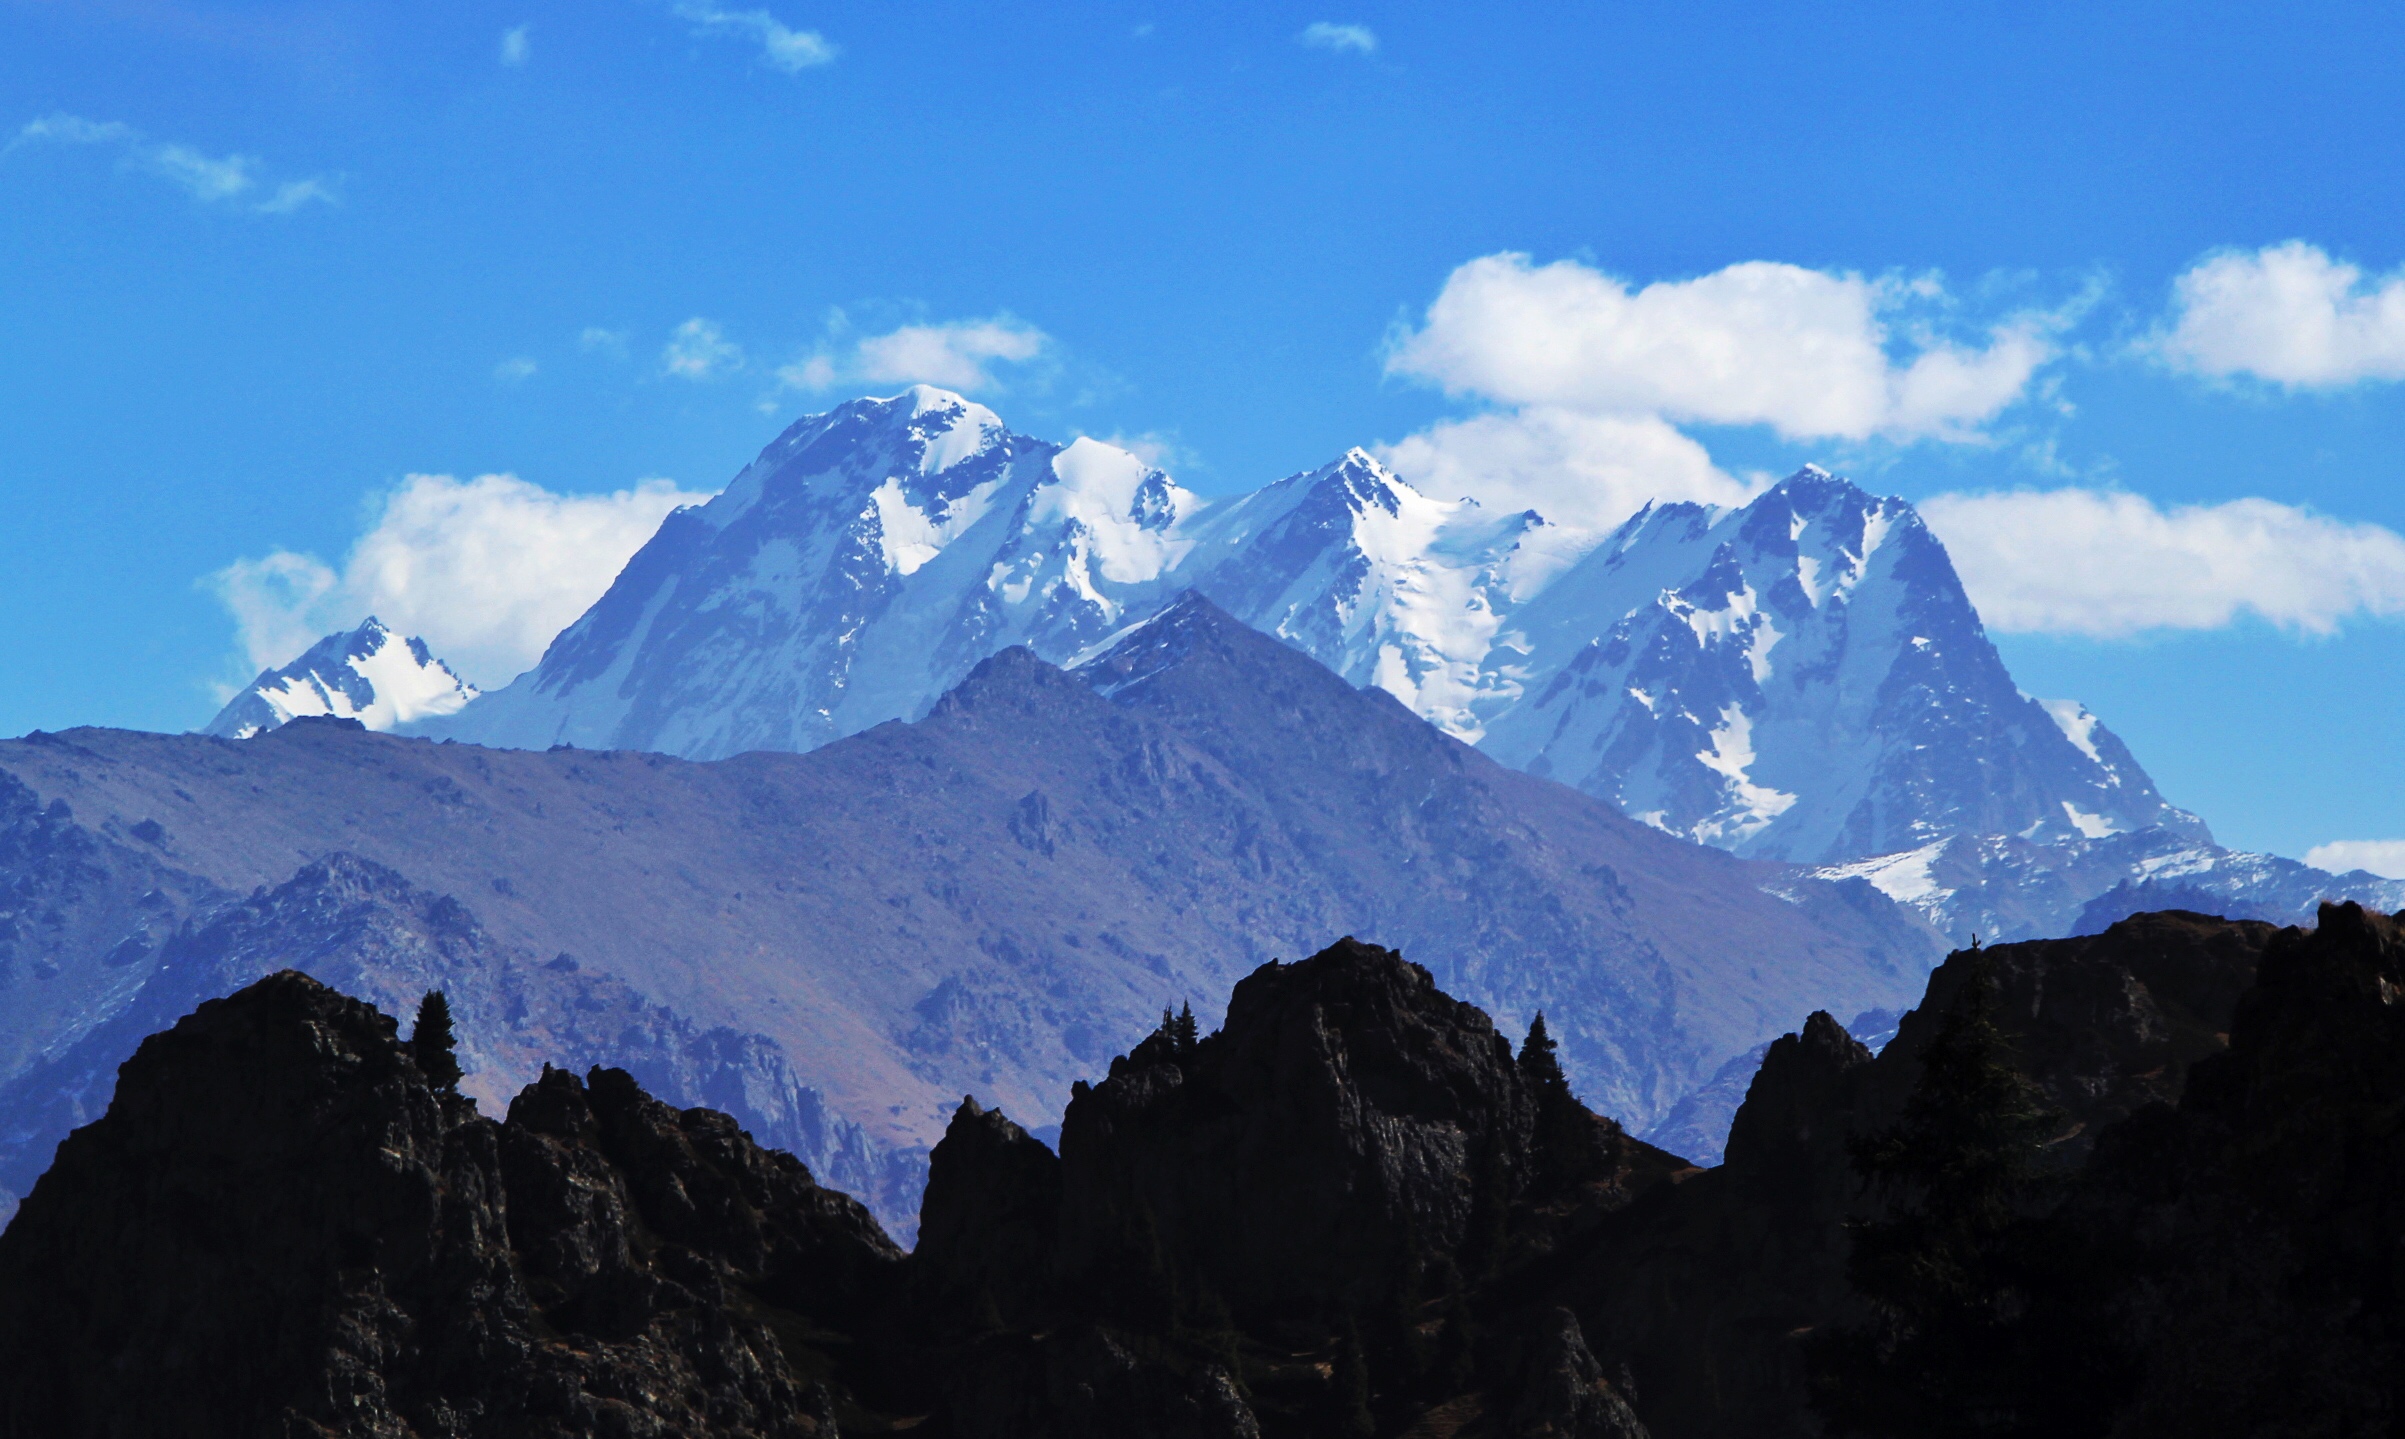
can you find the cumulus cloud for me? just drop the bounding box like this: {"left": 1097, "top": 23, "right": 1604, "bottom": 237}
{"left": 580, "top": 326, "right": 629, "bottom": 356}
{"left": 662, "top": 317, "right": 742, "bottom": 379}
{"left": 1376, "top": 408, "right": 1756, "bottom": 532}
{"left": 1300, "top": 21, "right": 1377, "bottom": 54}
{"left": 208, "top": 474, "right": 715, "bottom": 688}
{"left": 1387, "top": 253, "right": 2060, "bottom": 442}
{"left": 779, "top": 316, "right": 1050, "bottom": 395}
{"left": 2303, "top": 840, "right": 2405, "bottom": 879}
{"left": 493, "top": 356, "right": 538, "bottom": 382}
{"left": 2154, "top": 240, "right": 2405, "bottom": 387}
{"left": 673, "top": 3, "right": 837, "bottom": 71}
{"left": 500, "top": 24, "right": 531, "bottom": 66}
{"left": 1919, "top": 488, "right": 2405, "bottom": 636}
{"left": 8, "top": 112, "right": 335, "bottom": 213}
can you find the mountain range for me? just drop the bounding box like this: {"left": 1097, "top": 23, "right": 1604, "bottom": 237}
{"left": 3, "top": 595, "right": 1937, "bottom": 1235}
{"left": 394, "top": 389, "right": 2177, "bottom": 871}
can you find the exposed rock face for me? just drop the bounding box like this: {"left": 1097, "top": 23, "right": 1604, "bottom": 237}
{"left": 0, "top": 969, "right": 901, "bottom": 1438}
{"left": 11, "top": 910, "right": 2377, "bottom": 1438}
{"left": 908, "top": 1094, "right": 1062, "bottom": 1334}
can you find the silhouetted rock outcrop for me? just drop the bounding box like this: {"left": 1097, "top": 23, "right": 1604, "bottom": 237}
{"left": 0, "top": 937, "right": 1688, "bottom": 1438}
{"left": 906, "top": 937, "right": 1684, "bottom": 1436}
{"left": 2028, "top": 902, "right": 2405, "bottom": 1437}
{"left": 1563, "top": 909, "right": 2277, "bottom": 1439}
{"left": 0, "top": 970, "right": 901, "bottom": 1438}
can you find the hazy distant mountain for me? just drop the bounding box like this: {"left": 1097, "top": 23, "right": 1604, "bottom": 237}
{"left": 207, "top": 617, "right": 476, "bottom": 738}
{"left": 1808, "top": 824, "right": 2405, "bottom": 946}
{"left": 0, "top": 596, "right": 1940, "bottom": 1232}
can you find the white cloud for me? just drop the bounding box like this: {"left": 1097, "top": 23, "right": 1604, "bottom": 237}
{"left": 580, "top": 326, "right": 629, "bottom": 356}
{"left": 662, "top": 317, "right": 742, "bottom": 379}
{"left": 501, "top": 24, "right": 532, "bottom": 66}
{"left": 1300, "top": 22, "right": 1377, "bottom": 53}
{"left": 1376, "top": 408, "right": 1755, "bottom": 532}
{"left": 2155, "top": 240, "right": 2405, "bottom": 387}
{"left": 494, "top": 356, "right": 538, "bottom": 382}
{"left": 2304, "top": 840, "right": 2405, "bottom": 879}
{"left": 1388, "top": 253, "right": 2060, "bottom": 442}
{"left": 1919, "top": 488, "right": 2405, "bottom": 636}
{"left": 9, "top": 112, "right": 335, "bottom": 214}
{"left": 208, "top": 473, "right": 715, "bottom": 687}
{"left": 673, "top": 3, "right": 837, "bottom": 71}
{"left": 257, "top": 178, "right": 337, "bottom": 213}
{"left": 1085, "top": 430, "right": 1190, "bottom": 471}
{"left": 780, "top": 316, "right": 1050, "bottom": 395}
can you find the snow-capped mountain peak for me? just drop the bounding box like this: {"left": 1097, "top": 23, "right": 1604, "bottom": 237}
{"left": 711, "top": 385, "right": 1017, "bottom": 529}
{"left": 206, "top": 618, "right": 477, "bottom": 738}
{"left": 420, "top": 397, "right": 1208, "bottom": 758}
{"left": 1474, "top": 468, "right": 2207, "bottom": 863}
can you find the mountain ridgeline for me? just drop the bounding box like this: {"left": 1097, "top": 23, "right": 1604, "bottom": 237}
{"left": 3, "top": 905, "right": 2398, "bottom": 1437}
{"left": 0, "top": 595, "right": 1938, "bottom": 1235}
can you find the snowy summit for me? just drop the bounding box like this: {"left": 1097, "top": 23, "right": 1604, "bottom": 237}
{"left": 206, "top": 618, "right": 478, "bottom": 738}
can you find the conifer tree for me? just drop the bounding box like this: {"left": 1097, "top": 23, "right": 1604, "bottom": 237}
{"left": 1518, "top": 1012, "right": 1567, "bottom": 1098}
{"left": 411, "top": 990, "right": 463, "bottom": 1089}
{"left": 1172, "top": 1001, "right": 1198, "bottom": 1057}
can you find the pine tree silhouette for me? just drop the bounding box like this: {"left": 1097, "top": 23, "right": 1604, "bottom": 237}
{"left": 411, "top": 990, "right": 463, "bottom": 1089}
{"left": 1518, "top": 1012, "right": 1567, "bottom": 1098}
{"left": 1172, "top": 1001, "right": 1198, "bottom": 1057}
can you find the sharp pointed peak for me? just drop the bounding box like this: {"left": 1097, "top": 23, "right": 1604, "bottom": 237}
{"left": 1752, "top": 464, "right": 1915, "bottom": 518}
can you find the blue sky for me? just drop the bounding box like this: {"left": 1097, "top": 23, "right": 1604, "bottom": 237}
{"left": 5, "top": 1, "right": 2405, "bottom": 863}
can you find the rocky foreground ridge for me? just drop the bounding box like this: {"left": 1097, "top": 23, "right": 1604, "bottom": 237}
{"left": 2, "top": 909, "right": 2400, "bottom": 1437}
